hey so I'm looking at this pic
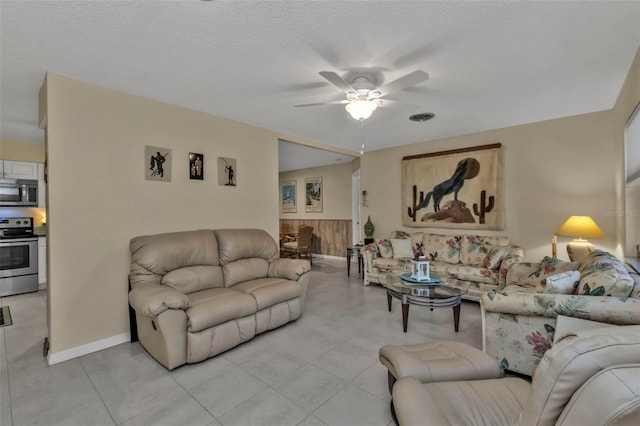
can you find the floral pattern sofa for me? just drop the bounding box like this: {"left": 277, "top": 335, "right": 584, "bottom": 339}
{"left": 361, "top": 231, "right": 524, "bottom": 301}
{"left": 482, "top": 250, "right": 640, "bottom": 376}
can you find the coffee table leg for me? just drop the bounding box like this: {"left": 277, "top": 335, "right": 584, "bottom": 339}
{"left": 347, "top": 252, "right": 351, "bottom": 276}
{"left": 402, "top": 303, "right": 409, "bottom": 332}
{"left": 453, "top": 303, "right": 461, "bottom": 332}
{"left": 387, "top": 293, "right": 392, "bottom": 312}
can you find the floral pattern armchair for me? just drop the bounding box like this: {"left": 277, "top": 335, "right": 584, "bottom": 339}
{"left": 482, "top": 250, "right": 640, "bottom": 376}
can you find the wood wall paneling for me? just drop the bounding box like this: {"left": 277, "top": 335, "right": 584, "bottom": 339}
{"left": 280, "top": 219, "right": 352, "bottom": 257}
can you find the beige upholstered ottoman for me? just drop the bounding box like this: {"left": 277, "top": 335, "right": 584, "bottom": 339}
{"left": 379, "top": 341, "right": 502, "bottom": 393}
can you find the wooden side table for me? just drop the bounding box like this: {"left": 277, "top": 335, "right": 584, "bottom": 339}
{"left": 347, "top": 245, "right": 364, "bottom": 277}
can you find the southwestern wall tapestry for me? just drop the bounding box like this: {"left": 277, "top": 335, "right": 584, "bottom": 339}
{"left": 402, "top": 143, "right": 504, "bottom": 230}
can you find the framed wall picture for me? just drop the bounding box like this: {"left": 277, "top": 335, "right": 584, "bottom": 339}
{"left": 189, "top": 153, "right": 204, "bottom": 180}
{"left": 281, "top": 180, "right": 297, "bottom": 213}
{"left": 217, "top": 157, "right": 236, "bottom": 186}
{"left": 145, "top": 145, "right": 172, "bottom": 182}
{"left": 402, "top": 143, "right": 504, "bottom": 229}
{"left": 305, "top": 177, "right": 322, "bottom": 213}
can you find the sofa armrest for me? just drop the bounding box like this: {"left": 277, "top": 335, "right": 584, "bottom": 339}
{"left": 129, "top": 283, "right": 190, "bottom": 317}
{"left": 268, "top": 258, "right": 311, "bottom": 281}
{"left": 497, "top": 246, "right": 525, "bottom": 288}
{"left": 362, "top": 242, "right": 380, "bottom": 272}
{"left": 482, "top": 291, "right": 640, "bottom": 325}
{"left": 504, "top": 261, "right": 541, "bottom": 287}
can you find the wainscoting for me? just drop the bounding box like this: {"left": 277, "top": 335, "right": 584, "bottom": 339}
{"left": 280, "top": 219, "right": 352, "bottom": 257}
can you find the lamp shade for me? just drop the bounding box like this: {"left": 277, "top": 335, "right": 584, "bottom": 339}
{"left": 555, "top": 216, "right": 606, "bottom": 239}
{"left": 345, "top": 100, "right": 377, "bottom": 120}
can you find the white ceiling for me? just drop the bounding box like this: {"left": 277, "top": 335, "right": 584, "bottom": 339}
{"left": 1, "top": 1, "right": 639, "bottom": 171}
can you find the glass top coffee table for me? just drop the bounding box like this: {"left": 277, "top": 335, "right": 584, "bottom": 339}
{"left": 383, "top": 272, "right": 467, "bottom": 333}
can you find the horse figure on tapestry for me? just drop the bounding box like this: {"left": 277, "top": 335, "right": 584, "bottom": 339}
{"left": 417, "top": 160, "right": 469, "bottom": 212}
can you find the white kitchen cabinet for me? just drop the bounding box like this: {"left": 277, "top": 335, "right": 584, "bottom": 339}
{"left": 38, "top": 237, "right": 47, "bottom": 289}
{"left": 2, "top": 160, "right": 39, "bottom": 180}
{"left": 38, "top": 162, "right": 46, "bottom": 207}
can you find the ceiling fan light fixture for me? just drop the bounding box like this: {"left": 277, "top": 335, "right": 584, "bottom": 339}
{"left": 345, "top": 100, "right": 378, "bottom": 120}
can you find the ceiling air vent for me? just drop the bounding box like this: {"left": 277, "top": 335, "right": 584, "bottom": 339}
{"left": 409, "top": 112, "right": 435, "bottom": 122}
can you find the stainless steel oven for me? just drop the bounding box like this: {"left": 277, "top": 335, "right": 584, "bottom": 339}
{"left": 0, "top": 217, "right": 38, "bottom": 297}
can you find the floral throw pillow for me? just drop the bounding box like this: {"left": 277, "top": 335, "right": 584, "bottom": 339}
{"left": 483, "top": 245, "right": 511, "bottom": 270}
{"left": 376, "top": 239, "right": 394, "bottom": 258}
{"left": 538, "top": 270, "right": 580, "bottom": 294}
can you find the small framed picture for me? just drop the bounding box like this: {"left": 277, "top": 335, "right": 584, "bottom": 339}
{"left": 305, "top": 177, "right": 322, "bottom": 212}
{"left": 281, "top": 180, "right": 297, "bottom": 213}
{"left": 145, "top": 146, "right": 172, "bottom": 182}
{"left": 189, "top": 153, "right": 204, "bottom": 180}
{"left": 218, "top": 157, "right": 236, "bottom": 186}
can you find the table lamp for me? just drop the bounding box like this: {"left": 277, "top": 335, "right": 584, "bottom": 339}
{"left": 555, "top": 216, "right": 606, "bottom": 261}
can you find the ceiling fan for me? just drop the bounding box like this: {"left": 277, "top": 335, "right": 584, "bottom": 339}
{"left": 295, "top": 70, "right": 429, "bottom": 120}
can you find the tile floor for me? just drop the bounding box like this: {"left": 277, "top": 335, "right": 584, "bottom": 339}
{"left": 0, "top": 258, "right": 483, "bottom": 426}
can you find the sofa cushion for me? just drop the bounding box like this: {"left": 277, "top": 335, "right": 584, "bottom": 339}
{"left": 410, "top": 232, "right": 425, "bottom": 256}
{"left": 377, "top": 239, "right": 394, "bottom": 258}
{"left": 162, "top": 265, "right": 224, "bottom": 294}
{"left": 422, "top": 234, "right": 461, "bottom": 264}
{"left": 389, "top": 231, "right": 412, "bottom": 240}
{"left": 391, "top": 238, "right": 415, "bottom": 259}
{"left": 372, "top": 257, "right": 411, "bottom": 272}
{"left": 576, "top": 250, "right": 634, "bottom": 297}
{"left": 232, "top": 277, "right": 301, "bottom": 310}
{"left": 483, "top": 245, "right": 512, "bottom": 270}
{"left": 429, "top": 261, "right": 450, "bottom": 275}
{"left": 130, "top": 230, "right": 220, "bottom": 287}
{"left": 215, "top": 228, "right": 279, "bottom": 264}
{"left": 222, "top": 258, "right": 270, "bottom": 287}
{"left": 460, "top": 235, "right": 509, "bottom": 266}
{"left": 186, "top": 288, "right": 257, "bottom": 333}
{"left": 446, "top": 265, "right": 498, "bottom": 285}
{"left": 537, "top": 270, "right": 580, "bottom": 294}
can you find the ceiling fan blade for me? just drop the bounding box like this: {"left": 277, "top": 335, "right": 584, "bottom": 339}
{"left": 294, "top": 100, "right": 349, "bottom": 107}
{"left": 319, "top": 71, "right": 355, "bottom": 93}
{"left": 377, "top": 99, "right": 420, "bottom": 109}
{"left": 378, "top": 70, "right": 429, "bottom": 96}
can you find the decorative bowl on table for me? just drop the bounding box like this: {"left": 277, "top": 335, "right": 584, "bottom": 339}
{"left": 399, "top": 272, "right": 443, "bottom": 286}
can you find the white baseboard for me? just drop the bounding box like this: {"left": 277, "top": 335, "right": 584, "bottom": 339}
{"left": 47, "top": 332, "right": 131, "bottom": 365}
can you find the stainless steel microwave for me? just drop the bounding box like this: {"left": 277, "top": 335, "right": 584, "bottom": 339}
{"left": 0, "top": 179, "right": 38, "bottom": 206}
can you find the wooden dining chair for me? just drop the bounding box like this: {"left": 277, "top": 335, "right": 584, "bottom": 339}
{"left": 280, "top": 224, "right": 313, "bottom": 264}
{"left": 280, "top": 223, "right": 292, "bottom": 234}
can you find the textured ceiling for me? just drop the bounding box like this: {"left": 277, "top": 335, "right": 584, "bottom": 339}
{"left": 1, "top": 1, "right": 639, "bottom": 169}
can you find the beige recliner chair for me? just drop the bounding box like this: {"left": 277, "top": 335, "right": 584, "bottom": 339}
{"left": 392, "top": 325, "right": 640, "bottom": 425}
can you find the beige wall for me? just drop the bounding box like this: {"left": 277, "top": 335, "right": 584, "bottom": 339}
{"left": 279, "top": 162, "right": 354, "bottom": 220}
{"left": 613, "top": 48, "right": 640, "bottom": 256}
{"left": 40, "top": 46, "right": 640, "bottom": 359}
{"left": 0, "top": 139, "right": 45, "bottom": 162}
{"left": 361, "top": 48, "right": 640, "bottom": 263}
{"left": 626, "top": 184, "right": 640, "bottom": 256}
{"left": 44, "top": 74, "right": 288, "bottom": 355}
{"left": 361, "top": 111, "right": 618, "bottom": 262}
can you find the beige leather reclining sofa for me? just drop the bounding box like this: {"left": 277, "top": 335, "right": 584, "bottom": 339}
{"left": 128, "top": 228, "right": 311, "bottom": 370}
